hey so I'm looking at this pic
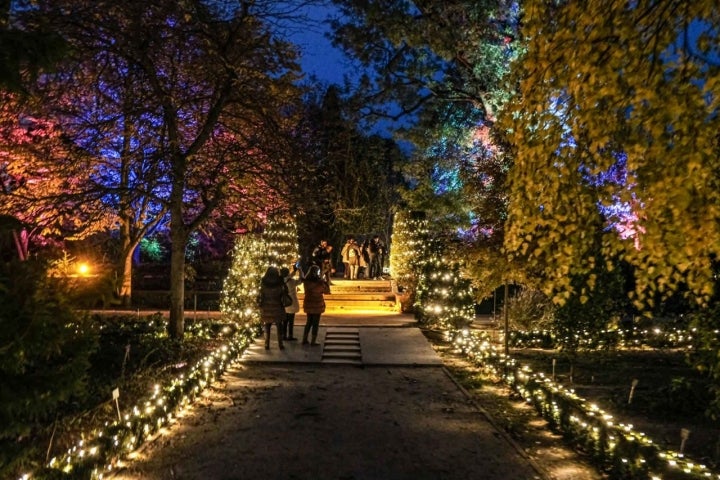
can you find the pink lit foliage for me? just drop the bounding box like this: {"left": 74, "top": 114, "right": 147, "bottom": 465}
{"left": 588, "top": 153, "right": 646, "bottom": 250}
{"left": 0, "top": 93, "right": 108, "bottom": 259}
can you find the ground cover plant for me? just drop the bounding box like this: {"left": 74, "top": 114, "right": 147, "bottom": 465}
{"left": 422, "top": 325, "right": 720, "bottom": 479}
{"left": 448, "top": 322, "right": 720, "bottom": 479}
{"left": 1, "top": 309, "right": 231, "bottom": 480}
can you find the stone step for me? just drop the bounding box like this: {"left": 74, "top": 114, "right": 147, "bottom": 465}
{"left": 323, "top": 336, "right": 360, "bottom": 342}
{"left": 322, "top": 329, "right": 361, "bottom": 364}
{"left": 299, "top": 293, "right": 395, "bottom": 301}
{"left": 322, "top": 351, "right": 362, "bottom": 360}
{"left": 295, "top": 279, "right": 398, "bottom": 314}
{"left": 322, "top": 358, "right": 363, "bottom": 365}
{"left": 324, "top": 303, "right": 397, "bottom": 313}
{"left": 323, "top": 345, "right": 361, "bottom": 353}
{"left": 299, "top": 279, "right": 393, "bottom": 295}
{"left": 325, "top": 328, "right": 360, "bottom": 335}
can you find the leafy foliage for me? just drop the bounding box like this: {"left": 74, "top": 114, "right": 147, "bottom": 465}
{"left": 290, "top": 85, "right": 406, "bottom": 252}
{"left": 502, "top": 287, "right": 554, "bottom": 331}
{"left": 0, "top": 0, "right": 66, "bottom": 92}
{"left": 16, "top": 0, "right": 306, "bottom": 337}
{"left": 688, "top": 301, "right": 720, "bottom": 419}
{"left": 415, "top": 255, "right": 475, "bottom": 330}
{"left": 552, "top": 255, "right": 631, "bottom": 355}
{"left": 330, "top": 0, "right": 519, "bottom": 121}
{"left": 500, "top": 0, "right": 720, "bottom": 307}
{"left": 389, "top": 211, "right": 429, "bottom": 301}
{"left": 330, "top": 1, "right": 521, "bottom": 299}
{"left": 262, "top": 215, "right": 300, "bottom": 270}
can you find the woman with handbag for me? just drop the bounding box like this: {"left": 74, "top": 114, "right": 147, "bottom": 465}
{"left": 258, "top": 267, "right": 285, "bottom": 350}
{"left": 301, "top": 264, "right": 330, "bottom": 346}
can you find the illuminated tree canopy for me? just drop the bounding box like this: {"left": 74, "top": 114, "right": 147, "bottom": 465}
{"left": 329, "top": 0, "right": 520, "bottom": 295}
{"left": 500, "top": 1, "right": 720, "bottom": 307}
{"left": 14, "top": 0, "right": 304, "bottom": 337}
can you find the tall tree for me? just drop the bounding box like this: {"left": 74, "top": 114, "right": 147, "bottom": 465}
{"left": 329, "top": 0, "right": 520, "bottom": 294}
{"left": 219, "top": 233, "right": 265, "bottom": 328}
{"left": 0, "top": 0, "right": 75, "bottom": 260}
{"left": 330, "top": 0, "right": 518, "bottom": 121}
{"left": 26, "top": 0, "right": 303, "bottom": 338}
{"left": 0, "top": 92, "right": 109, "bottom": 261}
{"left": 290, "top": 84, "right": 404, "bottom": 251}
{"left": 499, "top": 1, "right": 720, "bottom": 307}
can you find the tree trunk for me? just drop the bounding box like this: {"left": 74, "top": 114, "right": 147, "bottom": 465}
{"left": 167, "top": 176, "right": 187, "bottom": 340}
{"left": 168, "top": 234, "right": 186, "bottom": 340}
{"left": 119, "top": 246, "right": 134, "bottom": 307}
{"left": 118, "top": 215, "right": 134, "bottom": 306}
{"left": 12, "top": 229, "right": 28, "bottom": 261}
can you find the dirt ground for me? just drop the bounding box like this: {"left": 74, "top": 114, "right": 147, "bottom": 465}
{"left": 110, "top": 355, "right": 603, "bottom": 480}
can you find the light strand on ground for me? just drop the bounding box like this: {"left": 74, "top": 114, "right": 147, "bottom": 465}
{"left": 38, "top": 324, "right": 254, "bottom": 480}
{"left": 506, "top": 326, "right": 711, "bottom": 351}
{"left": 450, "top": 328, "right": 720, "bottom": 480}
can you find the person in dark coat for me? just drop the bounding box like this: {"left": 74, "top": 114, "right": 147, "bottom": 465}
{"left": 312, "top": 239, "right": 334, "bottom": 284}
{"left": 280, "top": 264, "right": 302, "bottom": 341}
{"left": 368, "top": 235, "right": 385, "bottom": 279}
{"left": 301, "top": 264, "right": 329, "bottom": 346}
{"left": 259, "top": 266, "right": 285, "bottom": 350}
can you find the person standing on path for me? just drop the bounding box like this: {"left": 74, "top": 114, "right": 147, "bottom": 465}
{"left": 340, "top": 237, "right": 354, "bottom": 279}
{"left": 359, "top": 238, "right": 370, "bottom": 279}
{"left": 280, "top": 264, "right": 302, "bottom": 341}
{"left": 301, "top": 264, "right": 329, "bottom": 346}
{"left": 258, "top": 267, "right": 285, "bottom": 350}
{"left": 312, "top": 239, "right": 334, "bottom": 284}
{"left": 368, "top": 235, "right": 385, "bottom": 279}
{"left": 346, "top": 238, "right": 361, "bottom": 280}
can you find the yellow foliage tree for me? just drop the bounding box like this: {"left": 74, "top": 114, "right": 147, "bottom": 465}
{"left": 499, "top": 1, "right": 720, "bottom": 308}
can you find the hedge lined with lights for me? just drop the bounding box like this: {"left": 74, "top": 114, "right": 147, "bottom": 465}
{"left": 31, "top": 324, "right": 255, "bottom": 480}
{"left": 507, "top": 326, "right": 698, "bottom": 351}
{"left": 390, "top": 211, "right": 718, "bottom": 479}
{"left": 452, "top": 329, "right": 718, "bottom": 480}
{"left": 26, "top": 221, "right": 300, "bottom": 479}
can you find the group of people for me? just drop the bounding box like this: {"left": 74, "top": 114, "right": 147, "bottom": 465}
{"left": 310, "top": 235, "right": 387, "bottom": 282}
{"left": 257, "top": 262, "right": 330, "bottom": 350}
{"left": 258, "top": 234, "right": 387, "bottom": 350}
{"left": 339, "top": 235, "right": 386, "bottom": 280}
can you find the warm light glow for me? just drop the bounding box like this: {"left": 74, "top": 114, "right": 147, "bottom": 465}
{"left": 77, "top": 262, "right": 90, "bottom": 276}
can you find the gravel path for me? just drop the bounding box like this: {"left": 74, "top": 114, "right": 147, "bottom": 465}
{"left": 112, "top": 363, "right": 546, "bottom": 480}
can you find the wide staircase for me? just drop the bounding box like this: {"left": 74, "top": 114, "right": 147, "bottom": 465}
{"left": 298, "top": 278, "right": 398, "bottom": 313}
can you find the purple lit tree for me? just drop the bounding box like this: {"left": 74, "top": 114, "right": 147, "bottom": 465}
{"left": 19, "top": 0, "right": 304, "bottom": 338}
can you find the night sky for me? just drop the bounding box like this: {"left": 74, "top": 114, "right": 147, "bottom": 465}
{"left": 285, "top": 4, "right": 355, "bottom": 85}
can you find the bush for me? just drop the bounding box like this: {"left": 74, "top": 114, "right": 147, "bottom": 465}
{"left": 502, "top": 287, "right": 555, "bottom": 331}
{"left": 0, "top": 260, "right": 98, "bottom": 477}
{"left": 688, "top": 303, "right": 720, "bottom": 420}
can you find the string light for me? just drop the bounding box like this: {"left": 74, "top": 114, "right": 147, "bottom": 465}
{"left": 449, "top": 328, "right": 719, "bottom": 479}
{"left": 507, "top": 325, "right": 700, "bottom": 351}
{"left": 21, "top": 226, "right": 292, "bottom": 480}
{"left": 23, "top": 322, "right": 254, "bottom": 480}
{"left": 391, "top": 210, "right": 717, "bottom": 478}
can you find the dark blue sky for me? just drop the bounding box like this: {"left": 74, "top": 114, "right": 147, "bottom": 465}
{"left": 284, "top": 4, "right": 355, "bottom": 85}
{"left": 281, "top": 3, "right": 407, "bottom": 138}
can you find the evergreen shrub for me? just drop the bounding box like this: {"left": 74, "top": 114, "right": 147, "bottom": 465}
{"left": 0, "top": 259, "right": 98, "bottom": 477}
